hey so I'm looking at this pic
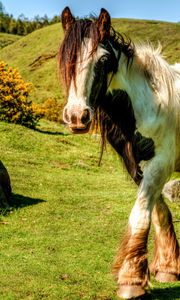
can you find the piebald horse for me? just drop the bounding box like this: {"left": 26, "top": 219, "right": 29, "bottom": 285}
{"left": 59, "top": 7, "right": 180, "bottom": 299}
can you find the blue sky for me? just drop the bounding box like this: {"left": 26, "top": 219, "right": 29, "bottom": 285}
{"left": 2, "top": 0, "right": 180, "bottom": 22}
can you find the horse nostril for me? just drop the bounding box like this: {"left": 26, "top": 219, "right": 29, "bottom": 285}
{"left": 71, "top": 114, "right": 77, "bottom": 124}
{"left": 81, "top": 109, "right": 91, "bottom": 125}
{"left": 63, "top": 107, "right": 70, "bottom": 124}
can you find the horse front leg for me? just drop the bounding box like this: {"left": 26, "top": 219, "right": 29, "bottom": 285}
{"left": 113, "top": 155, "right": 172, "bottom": 299}
{"left": 114, "top": 193, "right": 152, "bottom": 298}
{"left": 151, "top": 195, "right": 179, "bottom": 281}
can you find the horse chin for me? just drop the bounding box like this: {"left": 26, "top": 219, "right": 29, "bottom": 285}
{"left": 70, "top": 128, "right": 90, "bottom": 134}
{"left": 69, "top": 122, "right": 91, "bottom": 134}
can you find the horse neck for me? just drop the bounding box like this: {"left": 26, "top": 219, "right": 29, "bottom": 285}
{"left": 109, "top": 52, "right": 160, "bottom": 136}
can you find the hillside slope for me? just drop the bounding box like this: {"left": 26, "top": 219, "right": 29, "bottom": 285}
{"left": 0, "top": 33, "right": 21, "bottom": 49}
{"left": 0, "top": 23, "right": 62, "bottom": 103}
{"left": 0, "top": 20, "right": 180, "bottom": 104}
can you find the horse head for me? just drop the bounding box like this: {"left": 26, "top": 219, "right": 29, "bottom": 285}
{"left": 59, "top": 7, "right": 117, "bottom": 133}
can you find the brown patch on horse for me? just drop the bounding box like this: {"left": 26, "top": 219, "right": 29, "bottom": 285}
{"left": 97, "top": 8, "right": 111, "bottom": 41}
{"left": 61, "top": 6, "right": 75, "bottom": 31}
{"left": 113, "top": 226, "right": 150, "bottom": 288}
{"left": 151, "top": 196, "right": 180, "bottom": 279}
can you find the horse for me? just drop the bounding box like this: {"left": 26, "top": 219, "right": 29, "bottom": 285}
{"left": 59, "top": 7, "right": 180, "bottom": 299}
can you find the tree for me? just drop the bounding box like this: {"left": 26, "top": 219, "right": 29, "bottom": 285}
{"left": 0, "top": 2, "right": 60, "bottom": 36}
{"left": 0, "top": 1, "right": 5, "bottom": 14}
{"left": 42, "top": 14, "right": 49, "bottom": 26}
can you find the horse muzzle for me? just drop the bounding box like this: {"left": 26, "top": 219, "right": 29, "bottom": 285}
{"left": 63, "top": 105, "right": 92, "bottom": 134}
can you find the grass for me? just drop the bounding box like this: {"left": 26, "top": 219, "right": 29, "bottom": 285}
{"left": 0, "top": 33, "right": 21, "bottom": 49}
{"left": 0, "top": 120, "right": 179, "bottom": 300}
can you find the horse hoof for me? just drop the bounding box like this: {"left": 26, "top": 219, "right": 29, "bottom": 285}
{"left": 155, "top": 272, "right": 178, "bottom": 282}
{"left": 117, "top": 285, "right": 146, "bottom": 299}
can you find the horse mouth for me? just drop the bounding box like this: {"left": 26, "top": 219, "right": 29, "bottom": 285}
{"left": 69, "top": 122, "right": 91, "bottom": 134}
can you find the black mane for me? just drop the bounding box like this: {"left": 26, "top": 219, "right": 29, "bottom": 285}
{"left": 94, "top": 90, "right": 155, "bottom": 184}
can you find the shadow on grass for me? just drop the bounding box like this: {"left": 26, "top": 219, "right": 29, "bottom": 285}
{"left": 11, "top": 193, "right": 46, "bottom": 207}
{"left": 139, "top": 285, "right": 180, "bottom": 300}
{"left": 1, "top": 193, "right": 46, "bottom": 215}
{"left": 34, "top": 127, "right": 69, "bottom": 135}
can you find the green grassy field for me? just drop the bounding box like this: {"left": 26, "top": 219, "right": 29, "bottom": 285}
{"left": 0, "top": 120, "right": 179, "bottom": 300}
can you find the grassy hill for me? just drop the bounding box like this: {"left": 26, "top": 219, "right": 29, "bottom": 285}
{"left": 0, "top": 33, "right": 22, "bottom": 49}
{"left": 0, "top": 24, "right": 62, "bottom": 104}
{"left": 0, "top": 20, "right": 180, "bottom": 105}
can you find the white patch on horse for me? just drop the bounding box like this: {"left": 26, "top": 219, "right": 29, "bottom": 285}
{"left": 67, "top": 38, "right": 108, "bottom": 108}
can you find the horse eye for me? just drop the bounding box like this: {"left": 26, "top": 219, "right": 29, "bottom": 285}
{"left": 100, "top": 56, "right": 108, "bottom": 63}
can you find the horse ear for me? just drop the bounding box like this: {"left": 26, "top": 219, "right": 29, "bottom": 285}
{"left": 97, "top": 8, "right": 111, "bottom": 41}
{"left": 61, "top": 6, "right": 75, "bottom": 31}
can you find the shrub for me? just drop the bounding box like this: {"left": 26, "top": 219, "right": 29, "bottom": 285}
{"left": 41, "top": 98, "right": 63, "bottom": 123}
{"left": 0, "top": 61, "right": 42, "bottom": 128}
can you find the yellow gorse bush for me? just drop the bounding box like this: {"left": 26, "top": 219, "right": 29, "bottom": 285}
{"left": 41, "top": 98, "right": 63, "bottom": 123}
{"left": 0, "top": 61, "right": 42, "bottom": 128}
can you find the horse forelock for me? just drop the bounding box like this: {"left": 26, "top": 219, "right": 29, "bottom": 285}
{"left": 59, "top": 18, "right": 135, "bottom": 93}
{"left": 59, "top": 19, "right": 99, "bottom": 91}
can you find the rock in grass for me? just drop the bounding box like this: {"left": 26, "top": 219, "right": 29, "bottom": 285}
{"left": 0, "top": 160, "right": 11, "bottom": 208}
{"left": 162, "top": 180, "right": 180, "bottom": 202}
